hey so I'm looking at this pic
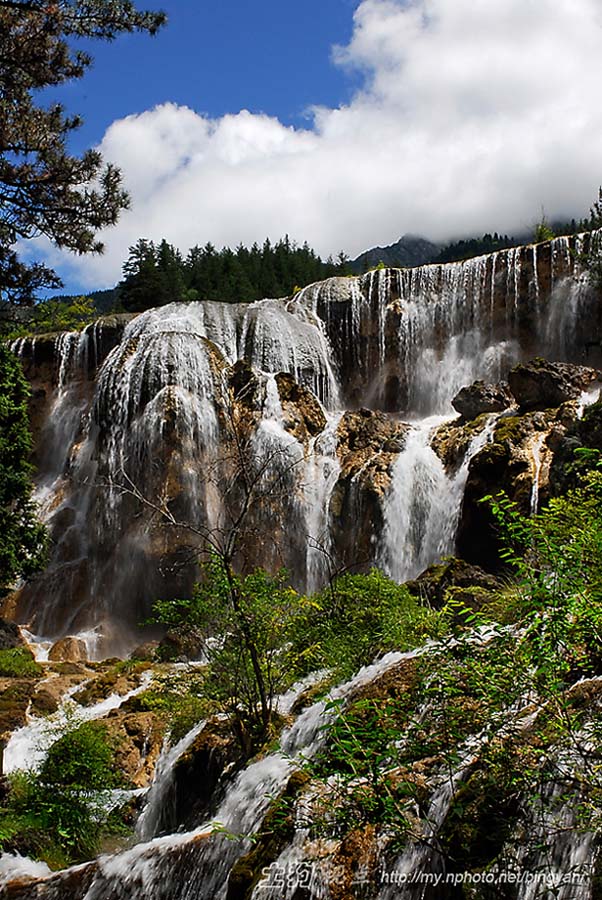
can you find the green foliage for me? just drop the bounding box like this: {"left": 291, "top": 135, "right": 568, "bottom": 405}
{"left": 434, "top": 232, "right": 518, "bottom": 264}
{"left": 133, "top": 668, "right": 212, "bottom": 742}
{"left": 32, "top": 296, "right": 96, "bottom": 334}
{"left": 0, "top": 1, "right": 165, "bottom": 309}
{"left": 0, "top": 722, "right": 124, "bottom": 866}
{"left": 153, "top": 556, "right": 303, "bottom": 751}
{"left": 0, "top": 647, "right": 42, "bottom": 678}
{"left": 118, "top": 235, "right": 349, "bottom": 312}
{"left": 39, "top": 721, "right": 121, "bottom": 791}
{"left": 303, "top": 473, "right": 602, "bottom": 853}
{"left": 0, "top": 345, "right": 46, "bottom": 594}
{"left": 570, "top": 187, "right": 602, "bottom": 293}
{"left": 151, "top": 565, "right": 443, "bottom": 752}
{"left": 533, "top": 213, "right": 556, "bottom": 243}
{"left": 306, "top": 697, "right": 414, "bottom": 846}
{"left": 6, "top": 295, "right": 99, "bottom": 340}
{"left": 290, "top": 569, "right": 443, "bottom": 680}
{"left": 485, "top": 466, "right": 602, "bottom": 684}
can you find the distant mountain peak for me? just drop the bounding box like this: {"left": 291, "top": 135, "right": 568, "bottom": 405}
{"left": 349, "top": 234, "right": 441, "bottom": 273}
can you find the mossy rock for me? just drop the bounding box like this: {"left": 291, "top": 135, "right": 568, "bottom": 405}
{"left": 438, "top": 769, "right": 520, "bottom": 872}
{"left": 580, "top": 399, "right": 602, "bottom": 450}
{"left": 406, "top": 558, "right": 501, "bottom": 611}
{"left": 431, "top": 414, "right": 491, "bottom": 472}
{"left": 0, "top": 680, "right": 36, "bottom": 734}
{"left": 72, "top": 663, "right": 148, "bottom": 706}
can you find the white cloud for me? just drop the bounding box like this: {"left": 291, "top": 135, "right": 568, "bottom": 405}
{"left": 52, "top": 0, "right": 602, "bottom": 288}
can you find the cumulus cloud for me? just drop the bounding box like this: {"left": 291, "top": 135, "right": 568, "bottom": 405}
{"left": 51, "top": 0, "right": 602, "bottom": 288}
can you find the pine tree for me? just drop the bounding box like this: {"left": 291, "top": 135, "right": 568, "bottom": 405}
{"left": 0, "top": 1, "right": 165, "bottom": 312}
{"left": 0, "top": 345, "right": 46, "bottom": 595}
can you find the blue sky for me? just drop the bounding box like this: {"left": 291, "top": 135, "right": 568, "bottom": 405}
{"left": 33, "top": 0, "right": 602, "bottom": 294}
{"left": 50, "top": 1, "right": 360, "bottom": 154}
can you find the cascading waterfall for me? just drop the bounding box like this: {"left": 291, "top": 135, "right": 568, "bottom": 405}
{"left": 4, "top": 650, "right": 417, "bottom": 900}
{"left": 304, "top": 412, "right": 343, "bottom": 593}
{"left": 379, "top": 416, "right": 496, "bottom": 582}
{"left": 135, "top": 718, "right": 208, "bottom": 842}
{"left": 529, "top": 431, "right": 548, "bottom": 515}
{"left": 9, "top": 232, "right": 601, "bottom": 651}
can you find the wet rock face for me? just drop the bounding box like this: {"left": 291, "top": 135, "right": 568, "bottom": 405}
{"left": 8, "top": 233, "right": 602, "bottom": 651}
{"left": 431, "top": 414, "right": 492, "bottom": 473}
{"left": 508, "top": 358, "right": 601, "bottom": 411}
{"left": 336, "top": 409, "right": 408, "bottom": 479}
{"left": 456, "top": 406, "right": 565, "bottom": 569}
{"left": 0, "top": 620, "right": 25, "bottom": 651}
{"left": 330, "top": 410, "right": 410, "bottom": 568}
{"left": 171, "top": 717, "right": 241, "bottom": 831}
{"left": 103, "top": 710, "right": 165, "bottom": 788}
{"left": 274, "top": 372, "right": 326, "bottom": 441}
{"left": 452, "top": 380, "right": 513, "bottom": 420}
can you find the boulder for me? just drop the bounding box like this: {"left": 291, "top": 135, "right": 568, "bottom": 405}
{"left": 72, "top": 663, "right": 149, "bottom": 706}
{"left": 330, "top": 410, "right": 410, "bottom": 567}
{"left": 336, "top": 409, "right": 409, "bottom": 480}
{"left": 508, "top": 358, "right": 600, "bottom": 411}
{"left": 130, "top": 641, "right": 160, "bottom": 662}
{"left": 48, "top": 636, "right": 88, "bottom": 663}
{"left": 170, "top": 717, "right": 241, "bottom": 831}
{"left": 157, "top": 626, "right": 205, "bottom": 662}
{"left": 456, "top": 410, "right": 553, "bottom": 569}
{"left": 431, "top": 415, "right": 492, "bottom": 473}
{"left": 228, "top": 360, "right": 262, "bottom": 412}
{"left": 452, "top": 380, "right": 513, "bottom": 420}
{"left": 405, "top": 558, "right": 501, "bottom": 610}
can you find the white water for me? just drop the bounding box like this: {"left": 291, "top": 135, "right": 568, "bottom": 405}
{"left": 0, "top": 853, "right": 52, "bottom": 886}
{"left": 12, "top": 232, "right": 600, "bottom": 653}
{"left": 529, "top": 431, "right": 548, "bottom": 515}
{"left": 380, "top": 415, "right": 495, "bottom": 581}
{"left": 4, "top": 670, "right": 154, "bottom": 774}
{"left": 304, "top": 412, "right": 343, "bottom": 593}
{"left": 12, "top": 651, "right": 416, "bottom": 899}
{"left": 136, "top": 718, "right": 208, "bottom": 842}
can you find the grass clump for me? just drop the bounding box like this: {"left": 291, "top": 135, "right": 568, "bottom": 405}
{"left": 0, "top": 647, "right": 42, "bottom": 678}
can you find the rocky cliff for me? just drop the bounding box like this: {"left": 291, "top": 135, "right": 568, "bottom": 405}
{"left": 5, "top": 233, "right": 602, "bottom": 657}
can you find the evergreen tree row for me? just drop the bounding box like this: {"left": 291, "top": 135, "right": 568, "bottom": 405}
{"left": 433, "top": 232, "right": 517, "bottom": 264}
{"left": 118, "top": 237, "right": 349, "bottom": 312}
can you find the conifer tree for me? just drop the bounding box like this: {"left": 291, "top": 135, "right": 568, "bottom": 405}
{"left": 0, "top": 345, "right": 46, "bottom": 594}
{"left": 0, "top": 1, "right": 166, "bottom": 310}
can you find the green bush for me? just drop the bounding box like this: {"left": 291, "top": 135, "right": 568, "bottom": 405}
{"left": 153, "top": 556, "right": 304, "bottom": 752}
{"left": 0, "top": 647, "right": 42, "bottom": 678}
{"left": 290, "top": 569, "right": 444, "bottom": 680}
{"left": 486, "top": 465, "right": 602, "bottom": 684}
{"left": 132, "top": 668, "right": 212, "bottom": 743}
{"left": 0, "top": 721, "right": 124, "bottom": 867}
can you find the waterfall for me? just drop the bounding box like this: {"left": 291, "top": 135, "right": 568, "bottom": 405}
{"left": 303, "top": 412, "right": 343, "bottom": 593}
{"left": 0, "top": 854, "right": 52, "bottom": 887}
{"left": 6, "top": 651, "right": 416, "bottom": 900}
{"left": 12, "top": 232, "right": 600, "bottom": 651}
{"left": 529, "top": 431, "right": 547, "bottom": 515}
{"left": 136, "top": 718, "right": 208, "bottom": 842}
{"left": 379, "top": 416, "right": 495, "bottom": 582}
